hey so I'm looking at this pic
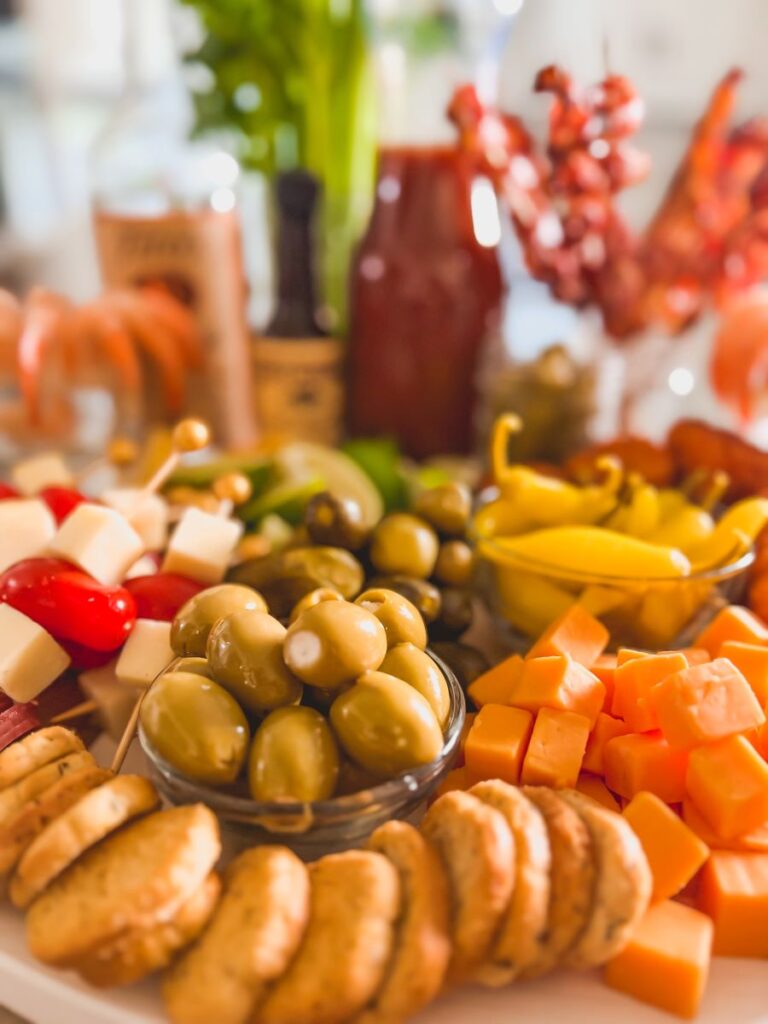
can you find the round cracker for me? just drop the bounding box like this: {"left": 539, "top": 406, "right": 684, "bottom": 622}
{"left": 26, "top": 804, "right": 220, "bottom": 967}
{"left": 163, "top": 846, "right": 310, "bottom": 1024}
{"left": 10, "top": 774, "right": 159, "bottom": 909}
{"left": 259, "top": 850, "right": 400, "bottom": 1024}
{"left": 76, "top": 872, "right": 221, "bottom": 988}
{"left": 558, "top": 790, "right": 652, "bottom": 967}
{"left": 0, "top": 727, "right": 84, "bottom": 791}
{"left": 356, "top": 821, "right": 451, "bottom": 1023}
{"left": 521, "top": 786, "right": 596, "bottom": 975}
{"left": 420, "top": 790, "right": 515, "bottom": 984}
{"left": 470, "top": 780, "right": 552, "bottom": 986}
{"left": 0, "top": 751, "right": 95, "bottom": 828}
{"left": 0, "top": 764, "right": 110, "bottom": 879}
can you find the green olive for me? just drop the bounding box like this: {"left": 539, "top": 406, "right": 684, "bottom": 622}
{"left": 429, "top": 641, "right": 490, "bottom": 690}
{"left": 330, "top": 671, "right": 444, "bottom": 778}
{"left": 284, "top": 602, "right": 387, "bottom": 690}
{"left": 206, "top": 609, "right": 302, "bottom": 713}
{"left": 434, "top": 540, "right": 474, "bottom": 587}
{"left": 173, "top": 657, "right": 213, "bottom": 678}
{"left": 171, "top": 584, "right": 267, "bottom": 658}
{"left": 380, "top": 643, "right": 450, "bottom": 728}
{"left": 248, "top": 706, "right": 340, "bottom": 802}
{"left": 369, "top": 514, "right": 439, "bottom": 579}
{"left": 432, "top": 588, "right": 474, "bottom": 641}
{"left": 413, "top": 481, "right": 472, "bottom": 537}
{"left": 368, "top": 575, "right": 442, "bottom": 624}
{"left": 289, "top": 587, "right": 344, "bottom": 624}
{"left": 305, "top": 492, "right": 369, "bottom": 550}
{"left": 229, "top": 546, "right": 365, "bottom": 602}
{"left": 140, "top": 671, "right": 249, "bottom": 785}
{"left": 354, "top": 588, "right": 427, "bottom": 649}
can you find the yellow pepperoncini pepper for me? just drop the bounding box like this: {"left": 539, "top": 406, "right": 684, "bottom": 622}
{"left": 686, "top": 497, "right": 768, "bottom": 571}
{"left": 481, "top": 526, "right": 691, "bottom": 579}
{"left": 605, "top": 473, "right": 660, "bottom": 537}
{"left": 648, "top": 504, "right": 715, "bottom": 552}
{"left": 478, "top": 414, "right": 623, "bottom": 537}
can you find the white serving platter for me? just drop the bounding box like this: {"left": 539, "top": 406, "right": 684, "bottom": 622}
{"left": 0, "top": 908, "right": 766, "bottom": 1024}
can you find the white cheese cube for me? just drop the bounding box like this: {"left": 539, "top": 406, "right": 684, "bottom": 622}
{"left": 125, "top": 554, "right": 159, "bottom": 580}
{"left": 0, "top": 604, "right": 71, "bottom": 702}
{"left": 11, "top": 452, "right": 74, "bottom": 496}
{"left": 162, "top": 507, "right": 243, "bottom": 585}
{"left": 0, "top": 499, "right": 56, "bottom": 574}
{"left": 79, "top": 662, "right": 139, "bottom": 741}
{"left": 101, "top": 488, "right": 169, "bottom": 551}
{"left": 48, "top": 503, "right": 145, "bottom": 586}
{"left": 115, "top": 619, "right": 173, "bottom": 689}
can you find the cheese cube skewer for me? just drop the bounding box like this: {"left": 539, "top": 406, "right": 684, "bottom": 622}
{"left": 0, "top": 499, "right": 56, "bottom": 574}
{"left": 102, "top": 489, "right": 168, "bottom": 551}
{"left": 48, "top": 503, "right": 145, "bottom": 586}
{"left": 0, "top": 604, "right": 71, "bottom": 703}
{"left": 162, "top": 507, "right": 243, "bottom": 585}
{"left": 11, "top": 452, "right": 74, "bottom": 496}
{"left": 115, "top": 619, "right": 174, "bottom": 689}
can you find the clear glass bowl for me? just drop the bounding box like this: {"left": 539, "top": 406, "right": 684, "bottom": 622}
{"left": 139, "top": 651, "right": 465, "bottom": 859}
{"left": 477, "top": 541, "right": 754, "bottom": 652}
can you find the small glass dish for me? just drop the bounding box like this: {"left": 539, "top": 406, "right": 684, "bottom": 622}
{"left": 139, "top": 651, "right": 465, "bottom": 859}
{"left": 477, "top": 541, "right": 754, "bottom": 652}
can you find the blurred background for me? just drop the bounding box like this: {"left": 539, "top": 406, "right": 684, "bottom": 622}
{"left": 1, "top": 0, "right": 767, "bottom": 463}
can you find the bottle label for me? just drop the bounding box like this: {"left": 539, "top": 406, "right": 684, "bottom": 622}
{"left": 252, "top": 337, "right": 343, "bottom": 446}
{"left": 93, "top": 208, "right": 256, "bottom": 447}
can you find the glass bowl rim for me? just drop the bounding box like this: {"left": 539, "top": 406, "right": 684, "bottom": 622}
{"left": 138, "top": 649, "right": 466, "bottom": 825}
{"left": 477, "top": 538, "right": 755, "bottom": 586}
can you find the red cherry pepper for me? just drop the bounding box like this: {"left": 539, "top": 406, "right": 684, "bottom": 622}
{"left": 0, "top": 483, "right": 19, "bottom": 500}
{"left": 123, "top": 573, "right": 205, "bottom": 622}
{"left": 40, "top": 486, "right": 89, "bottom": 524}
{"left": 0, "top": 558, "right": 136, "bottom": 653}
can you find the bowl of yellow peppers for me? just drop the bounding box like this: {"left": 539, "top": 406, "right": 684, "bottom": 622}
{"left": 475, "top": 415, "right": 766, "bottom": 651}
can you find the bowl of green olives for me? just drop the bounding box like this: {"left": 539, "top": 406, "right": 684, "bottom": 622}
{"left": 138, "top": 582, "right": 466, "bottom": 857}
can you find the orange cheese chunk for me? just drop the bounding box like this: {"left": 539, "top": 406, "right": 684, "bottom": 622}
{"left": 749, "top": 721, "right": 768, "bottom": 760}
{"left": 623, "top": 791, "right": 709, "bottom": 902}
{"left": 604, "top": 732, "right": 689, "bottom": 804}
{"left": 454, "top": 711, "right": 476, "bottom": 768}
{"left": 520, "top": 708, "right": 590, "bottom": 789}
{"left": 525, "top": 603, "right": 609, "bottom": 666}
{"left": 718, "top": 641, "right": 768, "bottom": 707}
{"left": 616, "top": 647, "right": 648, "bottom": 666}
{"left": 466, "top": 654, "right": 523, "bottom": 709}
{"left": 695, "top": 605, "right": 768, "bottom": 658}
{"left": 582, "top": 712, "right": 631, "bottom": 775}
{"left": 575, "top": 774, "right": 621, "bottom": 812}
{"left": 435, "top": 766, "right": 468, "bottom": 798}
{"left": 662, "top": 647, "right": 711, "bottom": 667}
{"left": 591, "top": 653, "right": 617, "bottom": 712}
{"left": 510, "top": 654, "right": 605, "bottom": 726}
{"left": 682, "top": 797, "right": 768, "bottom": 852}
{"left": 651, "top": 658, "right": 765, "bottom": 751}
{"left": 604, "top": 900, "right": 713, "bottom": 1020}
{"left": 697, "top": 851, "right": 768, "bottom": 957}
{"left": 612, "top": 652, "right": 688, "bottom": 731}
{"left": 686, "top": 735, "right": 768, "bottom": 839}
{"left": 464, "top": 704, "right": 533, "bottom": 786}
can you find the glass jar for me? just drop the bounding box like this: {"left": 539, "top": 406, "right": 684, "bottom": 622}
{"left": 347, "top": 0, "right": 521, "bottom": 459}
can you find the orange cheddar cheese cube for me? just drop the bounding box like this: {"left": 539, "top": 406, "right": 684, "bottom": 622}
{"left": 604, "top": 900, "right": 713, "bottom": 1020}
{"left": 582, "top": 712, "right": 631, "bottom": 775}
{"left": 686, "top": 735, "right": 768, "bottom": 839}
{"left": 454, "top": 711, "right": 475, "bottom": 768}
{"left": 435, "top": 766, "right": 468, "bottom": 798}
{"left": 591, "top": 653, "right": 617, "bottom": 711}
{"left": 651, "top": 658, "right": 765, "bottom": 751}
{"left": 623, "top": 791, "right": 709, "bottom": 902}
{"left": 604, "top": 732, "right": 689, "bottom": 804}
{"left": 464, "top": 704, "right": 533, "bottom": 786}
{"left": 612, "top": 652, "right": 688, "bottom": 731}
{"left": 662, "top": 647, "right": 711, "bottom": 667}
{"left": 749, "top": 720, "right": 768, "bottom": 760}
{"left": 525, "top": 603, "right": 609, "bottom": 666}
{"left": 466, "top": 654, "right": 523, "bottom": 709}
{"left": 616, "top": 647, "right": 648, "bottom": 666}
{"left": 695, "top": 605, "right": 768, "bottom": 658}
{"left": 697, "top": 851, "right": 768, "bottom": 957}
{"left": 510, "top": 654, "right": 605, "bottom": 726}
{"left": 575, "top": 774, "right": 621, "bottom": 812}
{"left": 718, "top": 641, "right": 768, "bottom": 707}
{"left": 682, "top": 797, "right": 768, "bottom": 853}
{"left": 520, "top": 708, "right": 590, "bottom": 788}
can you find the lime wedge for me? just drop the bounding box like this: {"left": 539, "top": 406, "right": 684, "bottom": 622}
{"left": 238, "top": 478, "right": 325, "bottom": 525}
{"left": 274, "top": 443, "right": 384, "bottom": 527}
